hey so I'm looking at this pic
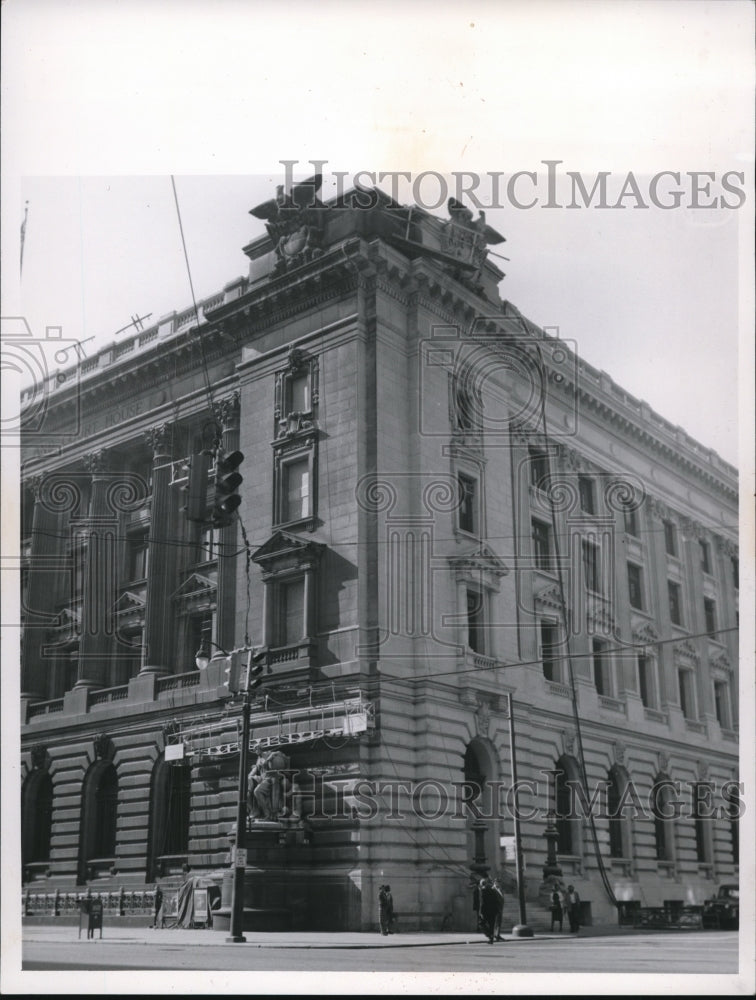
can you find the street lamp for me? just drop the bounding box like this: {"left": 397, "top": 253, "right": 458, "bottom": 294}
{"left": 194, "top": 638, "right": 228, "bottom": 670}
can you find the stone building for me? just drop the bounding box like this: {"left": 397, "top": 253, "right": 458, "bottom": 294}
{"left": 19, "top": 177, "right": 739, "bottom": 931}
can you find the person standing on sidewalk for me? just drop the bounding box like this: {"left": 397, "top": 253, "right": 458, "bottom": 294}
{"left": 492, "top": 878, "right": 506, "bottom": 941}
{"left": 152, "top": 886, "right": 164, "bottom": 929}
{"left": 550, "top": 886, "right": 563, "bottom": 932}
{"left": 478, "top": 878, "right": 500, "bottom": 944}
{"left": 566, "top": 884, "right": 581, "bottom": 933}
{"left": 378, "top": 884, "right": 395, "bottom": 935}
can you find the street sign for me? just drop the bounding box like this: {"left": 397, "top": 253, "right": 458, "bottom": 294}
{"left": 165, "top": 743, "right": 185, "bottom": 761}
{"left": 233, "top": 848, "right": 247, "bottom": 868}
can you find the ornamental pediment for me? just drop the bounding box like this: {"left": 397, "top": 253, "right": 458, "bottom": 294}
{"left": 112, "top": 591, "right": 146, "bottom": 613}
{"left": 534, "top": 583, "right": 564, "bottom": 611}
{"left": 171, "top": 573, "right": 216, "bottom": 600}
{"left": 252, "top": 530, "right": 325, "bottom": 573}
{"left": 449, "top": 543, "right": 508, "bottom": 589}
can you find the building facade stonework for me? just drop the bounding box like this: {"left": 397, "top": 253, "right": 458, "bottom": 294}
{"left": 19, "top": 179, "right": 739, "bottom": 931}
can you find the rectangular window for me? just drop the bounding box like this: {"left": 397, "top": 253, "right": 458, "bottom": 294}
{"left": 279, "top": 578, "right": 305, "bottom": 646}
{"left": 668, "top": 581, "right": 683, "bottom": 626}
{"left": 458, "top": 474, "right": 478, "bottom": 534}
{"left": 692, "top": 784, "right": 711, "bottom": 863}
{"left": 732, "top": 557, "right": 739, "bottom": 590}
{"left": 699, "top": 539, "right": 711, "bottom": 575}
{"left": 714, "top": 681, "right": 730, "bottom": 728}
{"left": 190, "top": 614, "right": 213, "bottom": 660}
{"left": 531, "top": 519, "right": 552, "bottom": 571}
{"left": 578, "top": 475, "right": 595, "bottom": 514}
{"left": 466, "top": 589, "right": 485, "bottom": 654}
{"left": 623, "top": 506, "right": 639, "bottom": 537}
{"left": 287, "top": 373, "right": 310, "bottom": 415}
{"left": 198, "top": 525, "right": 218, "bottom": 563}
{"left": 453, "top": 384, "right": 475, "bottom": 432}
{"left": 703, "top": 597, "right": 717, "bottom": 635}
{"left": 127, "top": 533, "right": 149, "bottom": 581}
{"left": 529, "top": 448, "right": 550, "bottom": 490}
{"left": 582, "top": 540, "right": 600, "bottom": 592}
{"left": 283, "top": 458, "right": 311, "bottom": 522}
{"left": 663, "top": 520, "right": 677, "bottom": 557}
{"left": 638, "top": 654, "right": 653, "bottom": 708}
{"left": 541, "top": 622, "right": 559, "bottom": 681}
{"left": 592, "top": 637, "right": 608, "bottom": 696}
{"left": 677, "top": 668, "right": 694, "bottom": 719}
{"left": 627, "top": 563, "right": 643, "bottom": 610}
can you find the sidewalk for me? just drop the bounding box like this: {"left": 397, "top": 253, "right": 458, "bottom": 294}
{"left": 22, "top": 924, "right": 584, "bottom": 949}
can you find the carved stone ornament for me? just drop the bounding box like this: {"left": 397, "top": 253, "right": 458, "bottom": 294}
{"left": 93, "top": 733, "right": 112, "bottom": 760}
{"left": 214, "top": 390, "right": 241, "bottom": 432}
{"left": 646, "top": 496, "right": 672, "bottom": 522}
{"left": 30, "top": 745, "right": 48, "bottom": 771}
{"left": 696, "top": 759, "right": 710, "bottom": 782}
{"left": 83, "top": 450, "right": 109, "bottom": 475}
{"left": 562, "top": 728, "right": 576, "bottom": 756}
{"left": 144, "top": 423, "right": 171, "bottom": 458}
{"left": 475, "top": 700, "right": 491, "bottom": 738}
{"left": 613, "top": 740, "right": 627, "bottom": 766}
{"left": 249, "top": 176, "right": 326, "bottom": 275}
{"left": 658, "top": 750, "right": 670, "bottom": 774}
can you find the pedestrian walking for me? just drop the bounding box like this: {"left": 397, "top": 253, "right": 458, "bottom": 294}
{"left": 550, "top": 886, "right": 563, "bottom": 932}
{"left": 565, "top": 884, "right": 581, "bottom": 933}
{"left": 152, "top": 885, "right": 164, "bottom": 929}
{"left": 492, "top": 877, "right": 506, "bottom": 941}
{"left": 478, "top": 878, "right": 500, "bottom": 944}
{"left": 378, "top": 884, "right": 394, "bottom": 935}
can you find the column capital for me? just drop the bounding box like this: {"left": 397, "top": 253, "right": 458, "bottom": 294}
{"left": 82, "top": 449, "right": 110, "bottom": 475}
{"left": 25, "top": 474, "right": 46, "bottom": 501}
{"left": 213, "top": 390, "right": 241, "bottom": 432}
{"left": 145, "top": 422, "right": 173, "bottom": 459}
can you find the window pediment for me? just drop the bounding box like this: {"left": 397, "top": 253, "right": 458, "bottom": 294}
{"left": 449, "top": 544, "right": 508, "bottom": 589}
{"left": 252, "top": 530, "right": 325, "bottom": 574}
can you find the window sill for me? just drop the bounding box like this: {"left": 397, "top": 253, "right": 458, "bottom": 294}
{"left": 273, "top": 516, "right": 316, "bottom": 533}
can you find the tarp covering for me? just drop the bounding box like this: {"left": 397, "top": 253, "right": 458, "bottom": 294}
{"left": 164, "top": 875, "right": 222, "bottom": 928}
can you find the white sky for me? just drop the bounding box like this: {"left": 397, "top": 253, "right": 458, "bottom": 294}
{"left": 2, "top": 2, "right": 754, "bottom": 996}
{"left": 3, "top": 1, "right": 752, "bottom": 469}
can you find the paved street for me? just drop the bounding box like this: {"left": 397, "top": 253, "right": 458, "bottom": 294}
{"left": 11, "top": 927, "right": 741, "bottom": 990}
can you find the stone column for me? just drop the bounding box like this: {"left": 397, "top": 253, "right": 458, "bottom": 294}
{"left": 141, "top": 423, "right": 176, "bottom": 675}
{"left": 214, "top": 392, "right": 240, "bottom": 652}
{"left": 21, "top": 475, "right": 63, "bottom": 705}
{"left": 76, "top": 451, "right": 117, "bottom": 689}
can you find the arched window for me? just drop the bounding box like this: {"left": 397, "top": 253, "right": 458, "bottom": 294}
{"left": 147, "top": 758, "right": 192, "bottom": 880}
{"left": 651, "top": 774, "right": 676, "bottom": 863}
{"left": 78, "top": 761, "right": 118, "bottom": 883}
{"left": 22, "top": 770, "right": 53, "bottom": 869}
{"left": 554, "top": 755, "right": 581, "bottom": 856}
{"left": 607, "top": 765, "right": 633, "bottom": 860}
{"left": 607, "top": 769, "right": 623, "bottom": 858}
{"left": 462, "top": 739, "right": 499, "bottom": 880}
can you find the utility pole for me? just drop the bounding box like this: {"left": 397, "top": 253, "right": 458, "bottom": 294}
{"left": 506, "top": 691, "right": 533, "bottom": 937}
{"left": 227, "top": 648, "right": 264, "bottom": 943}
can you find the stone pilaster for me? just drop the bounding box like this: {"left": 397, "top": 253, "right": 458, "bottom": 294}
{"left": 141, "top": 423, "right": 177, "bottom": 675}
{"left": 214, "top": 391, "right": 240, "bottom": 652}
{"left": 75, "top": 451, "right": 117, "bottom": 689}
{"left": 21, "top": 475, "right": 62, "bottom": 704}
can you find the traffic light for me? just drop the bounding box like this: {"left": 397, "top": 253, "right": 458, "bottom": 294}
{"left": 182, "top": 450, "right": 211, "bottom": 523}
{"left": 247, "top": 648, "right": 266, "bottom": 693}
{"left": 212, "top": 449, "right": 244, "bottom": 528}
{"left": 223, "top": 650, "right": 244, "bottom": 694}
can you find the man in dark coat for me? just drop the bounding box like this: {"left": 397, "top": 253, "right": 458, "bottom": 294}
{"left": 478, "top": 878, "right": 500, "bottom": 944}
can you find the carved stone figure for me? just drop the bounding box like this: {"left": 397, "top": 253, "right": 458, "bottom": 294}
{"left": 249, "top": 177, "right": 326, "bottom": 275}
{"left": 248, "top": 750, "right": 292, "bottom": 822}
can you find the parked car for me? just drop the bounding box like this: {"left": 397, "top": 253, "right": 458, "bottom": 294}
{"left": 702, "top": 883, "right": 739, "bottom": 929}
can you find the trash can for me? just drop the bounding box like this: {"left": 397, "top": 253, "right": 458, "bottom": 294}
{"left": 88, "top": 899, "right": 104, "bottom": 939}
